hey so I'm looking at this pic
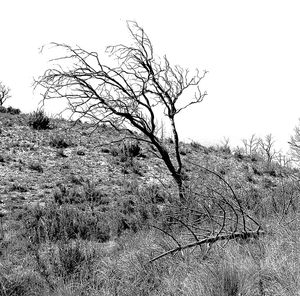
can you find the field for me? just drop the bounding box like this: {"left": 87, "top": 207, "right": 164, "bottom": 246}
{"left": 1, "top": 110, "right": 300, "bottom": 296}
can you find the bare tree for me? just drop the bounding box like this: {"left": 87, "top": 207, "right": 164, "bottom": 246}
{"left": 0, "top": 81, "right": 11, "bottom": 106}
{"left": 258, "top": 134, "right": 277, "bottom": 165}
{"left": 289, "top": 120, "right": 300, "bottom": 163}
{"left": 220, "top": 136, "right": 230, "bottom": 149}
{"left": 241, "top": 134, "right": 259, "bottom": 156}
{"left": 35, "top": 21, "right": 207, "bottom": 202}
{"left": 275, "top": 152, "right": 292, "bottom": 168}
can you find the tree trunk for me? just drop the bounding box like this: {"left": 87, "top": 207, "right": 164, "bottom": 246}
{"left": 173, "top": 172, "right": 185, "bottom": 203}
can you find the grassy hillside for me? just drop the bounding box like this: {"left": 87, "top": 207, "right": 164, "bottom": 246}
{"left": 0, "top": 110, "right": 300, "bottom": 296}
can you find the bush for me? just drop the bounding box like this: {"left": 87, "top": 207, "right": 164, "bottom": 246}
{"left": 23, "top": 203, "right": 111, "bottom": 242}
{"left": 49, "top": 134, "right": 72, "bottom": 148}
{"left": 220, "top": 146, "right": 231, "bottom": 154}
{"left": 6, "top": 106, "right": 21, "bottom": 115}
{"left": 122, "top": 141, "right": 141, "bottom": 158}
{"left": 234, "top": 149, "right": 245, "bottom": 161}
{"left": 28, "top": 110, "right": 51, "bottom": 130}
{"left": 110, "top": 142, "right": 141, "bottom": 162}
{"left": 191, "top": 141, "right": 202, "bottom": 150}
{"left": 53, "top": 241, "right": 88, "bottom": 278}
{"left": 53, "top": 181, "right": 109, "bottom": 206}
{"left": 0, "top": 105, "right": 21, "bottom": 115}
{"left": 29, "top": 162, "right": 43, "bottom": 173}
{"left": 0, "top": 271, "right": 44, "bottom": 296}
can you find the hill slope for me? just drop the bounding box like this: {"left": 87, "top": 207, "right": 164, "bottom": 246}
{"left": 0, "top": 111, "right": 299, "bottom": 296}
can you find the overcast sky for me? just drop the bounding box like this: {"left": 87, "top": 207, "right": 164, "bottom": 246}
{"left": 1, "top": 0, "right": 300, "bottom": 152}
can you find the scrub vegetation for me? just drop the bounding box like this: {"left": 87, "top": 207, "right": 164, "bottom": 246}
{"left": 0, "top": 110, "right": 299, "bottom": 296}
{"left": 1, "top": 22, "right": 300, "bottom": 296}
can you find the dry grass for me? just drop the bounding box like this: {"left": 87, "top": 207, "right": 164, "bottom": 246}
{"left": 1, "top": 111, "right": 300, "bottom": 295}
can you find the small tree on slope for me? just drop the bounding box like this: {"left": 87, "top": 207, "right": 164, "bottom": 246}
{"left": 35, "top": 21, "right": 207, "bottom": 202}
{"left": 0, "top": 81, "right": 11, "bottom": 106}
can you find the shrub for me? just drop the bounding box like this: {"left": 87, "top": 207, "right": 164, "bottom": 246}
{"left": 220, "top": 146, "right": 231, "bottom": 154}
{"left": 53, "top": 241, "right": 87, "bottom": 278}
{"left": 53, "top": 181, "right": 109, "bottom": 206}
{"left": 191, "top": 141, "right": 202, "bottom": 150}
{"left": 6, "top": 106, "right": 21, "bottom": 115}
{"left": 0, "top": 271, "right": 44, "bottom": 296}
{"left": 110, "top": 147, "right": 119, "bottom": 157}
{"left": 0, "top": 105, "right": 21, "bottom": 115}
{"left": 252, "top": 166, "right": 263, "bottom": 176}
{"left": 28, "top": 110, "right": 51, "bottom": 130}
{"left": 234, "top": 149, "right": 245, "bottom": 161}
{"left": 29, "top": 162, "right": 43, "bottom": 173}
{"left": 122, "top": 141, "right": 141, "bottom": 158}
{"left": 49, "top": 134, "right": 72, "bottom": 148}
{"left": 9, "top": 183, "right": 28, "bottom": 192}
{"left": 110, "top": 142, "right": 141, "bottom": 163}
{"left": 23, "top": 203, "right": 111, "bottom": 242}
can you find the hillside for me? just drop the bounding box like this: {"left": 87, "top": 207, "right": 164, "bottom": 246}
{"left": 0, "top": 110, "right": 300, "bottom": 296}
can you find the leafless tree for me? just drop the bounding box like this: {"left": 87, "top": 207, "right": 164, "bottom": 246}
{"left": 258, "top": 134, "right": 277, "bottom": 165}
{"left": 220, "top": 136, "right": 230, "bottom": 150}
{"left": 35, "top": 21, "right": 207, "bottom": 202}
{"left": 0, "top": 81, "right": 11, "bottom": 106}
{"left": 276, "top": 152, "right": 292, "bottom": 168}
{"left": 289, "top": 120, "right": 300, "bottom": 163}
{"left": 242, "top": 134, "right": 259, "bottom": 156}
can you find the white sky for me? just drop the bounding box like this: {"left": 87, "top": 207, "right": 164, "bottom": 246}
{"left": 1, "top": 0, "right": 300, "bottom": 152}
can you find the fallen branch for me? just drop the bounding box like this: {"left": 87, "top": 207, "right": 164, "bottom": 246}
{"left": 149, "top": 228, "right": 265, "bottom": 263}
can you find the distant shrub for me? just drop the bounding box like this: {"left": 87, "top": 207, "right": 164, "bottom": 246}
{"left": 49, "top": 134, "right": 72, "bottom": 148}
{"left": 110, "top": 141, "right": 141, "bottom": 160}
{"left": 250, "top": 153, "right": 260, "bottom": 162}
{"left": 6, "top": 106, "right": 21, "bottom": 115}
{"left": 53, "top": 181, "right": 109, "bottom": 206}
{"left": 56, "top": 148, "right": 67, "bottom": 158}
{"left": 29, "top": 162, "right": 43, "bottom": 173}
{"left": 110, "top": 147, "right": 119, "bottom": 156}
{"left": 122, "top": 141, "right": 141, "bottom": 158}
{"left": 263, "top": 166, "right": 278, "bottom": 177}
{"left": 28, "top": 110, "right": 51, "bottom": 130}
{"left": 191, "top": 141, "right": 200, "bottom": 149}
{"left": 219, "top": 146, "right": 231, "bottom": 154}
{"left": 252, "top": 166, "right": 263, "bottom": 176}
{"left": 9, "top": 183, "right": 28, "bottom": 192}
{"left": 0, "top": 105, "right": 21, "bottom": 115}
{"left": 233, "top": 148, "right": 245, "bottom": 161}
{"left": 69, "top": 174, "right": 84, "bottom": 185}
